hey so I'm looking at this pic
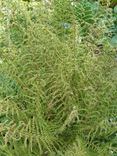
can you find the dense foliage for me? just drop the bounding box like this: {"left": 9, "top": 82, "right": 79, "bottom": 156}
{"left": 0, "top": 0, "right": 117, "bottom": 156}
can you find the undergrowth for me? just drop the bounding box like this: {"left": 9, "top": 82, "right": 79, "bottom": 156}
{"left": 0, "top": 0, "right": 117, "bottom": 156}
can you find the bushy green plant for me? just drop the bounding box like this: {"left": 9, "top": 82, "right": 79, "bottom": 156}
{"left": 110, "top": 4, "right": 117, "bottom": 46}
{"left": 74, "top": 0, "right": 115, "bottom": 43}
{"left": 0, "top": 0, "right": 117, "bottom": 156}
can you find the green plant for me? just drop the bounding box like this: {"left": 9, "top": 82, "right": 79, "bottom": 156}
{"left": 110, "top": 4, "right": 117, "bottom": 46}
{"left": 0, "top": 0, "right": 117, "bottom": 156}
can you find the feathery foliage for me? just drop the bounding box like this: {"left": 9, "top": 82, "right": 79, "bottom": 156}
{"left": 0, "top": 0, "right": 117, "bottom": 155}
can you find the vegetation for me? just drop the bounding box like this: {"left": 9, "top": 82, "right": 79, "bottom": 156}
{"left": 0, "top": 0, "right": 117, "bottom": 156}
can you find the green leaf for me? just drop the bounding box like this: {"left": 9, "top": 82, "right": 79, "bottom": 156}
{"left": 114, "top": 5, "right": 117, "bottom": 13}
{"left": 111, "top": 35, "right": 117, "bottom": 46}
